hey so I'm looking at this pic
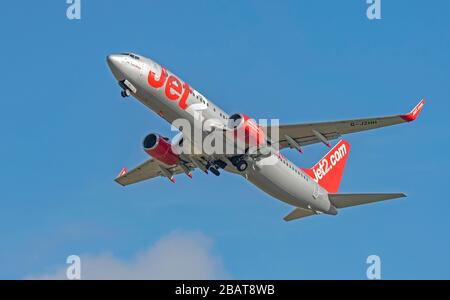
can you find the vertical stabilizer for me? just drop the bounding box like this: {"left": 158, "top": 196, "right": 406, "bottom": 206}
{"left": 302, "top": 140, "right": 350, "bottom": 193}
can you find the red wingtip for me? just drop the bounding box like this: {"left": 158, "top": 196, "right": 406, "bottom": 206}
{"left": 170, "top": 176, "right": 175, "bottom": 183}
{"left": 401, "top": 99, "right": 426, "bottom": 122}
{"left": 187, "top": 172, "right": 193, "bottom": 179}
{"left": 118, "top": 167, "right": 127, "bottom": 177}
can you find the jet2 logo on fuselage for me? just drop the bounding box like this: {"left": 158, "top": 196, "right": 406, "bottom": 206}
{"left": 147, "top": 67, "right": 192, "bottom": 110}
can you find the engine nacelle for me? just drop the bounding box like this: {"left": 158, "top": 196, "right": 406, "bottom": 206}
{"left": 228, "top": 113, "right": 266, "bottom": 147}
{"left": 143, "top": 133, "right": 180, "bottom": 165}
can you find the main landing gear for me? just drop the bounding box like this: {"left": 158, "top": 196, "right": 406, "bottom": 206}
{"left": 229, "top": 155, "right": 248, "bottom": 172}
{"left": 236, "top": 160, "right": 248, "bottom": 172}
{"left": 209, "top": 166, "right": 221, "bottom": 176}
{"left": 205, "top": 160, "right": 228, "bottom": 177}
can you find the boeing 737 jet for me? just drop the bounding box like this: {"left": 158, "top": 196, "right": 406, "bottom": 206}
{"left": 107, "top": 52, "right": 425, "bottom": 221}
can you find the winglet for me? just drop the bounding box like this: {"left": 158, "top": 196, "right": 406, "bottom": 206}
{"left": 117, "top": 167, "right": 127, "bottom": 178}
{"left": 401, "top": 99, "right": 426, "bottom": 122}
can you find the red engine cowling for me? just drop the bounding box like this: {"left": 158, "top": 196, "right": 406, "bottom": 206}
{"left": 228, "top": 113, "right": 266, "bottom": 147}
{"left": 143, "top": 133, "right": 180, "bottom": 165}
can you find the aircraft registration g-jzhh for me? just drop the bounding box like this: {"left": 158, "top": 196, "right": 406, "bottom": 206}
{"left": 107, "top": 52, "right": 425, "bottom": 222}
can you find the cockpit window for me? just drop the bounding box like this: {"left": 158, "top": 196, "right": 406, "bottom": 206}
{"left": 121, "top": 53, "right": 140, "bottom": 60}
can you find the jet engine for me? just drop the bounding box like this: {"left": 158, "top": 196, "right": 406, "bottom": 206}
{"left": 228, "top": 113, "right": 266, "bottom": 147}
{"left": 143, "top": 133, "right": 180, "bottom": 165}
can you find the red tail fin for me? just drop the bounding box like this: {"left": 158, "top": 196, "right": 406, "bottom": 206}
{"left": 301, "top": 140, "right": 350, "bottom": 193}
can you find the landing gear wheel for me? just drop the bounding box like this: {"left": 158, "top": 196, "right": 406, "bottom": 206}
{"left": 209, "top": 167, "right": 221, "bottom": 176}
{"left": 236, "top": 161, "right": 248, "bottom": 172}
{"left": 121, "top": 89, "right": 131, "bottom": 98}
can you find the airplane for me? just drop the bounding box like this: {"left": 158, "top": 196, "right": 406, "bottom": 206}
{"left": 107, "top": 52, "right": 425, "bottom": 221}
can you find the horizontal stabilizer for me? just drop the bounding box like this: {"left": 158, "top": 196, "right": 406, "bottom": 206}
{"left": 283, "top": 207, "right": 315, "bottom": 222}
{"left": 328, "top": 193, "right": 406, "bottom": 209}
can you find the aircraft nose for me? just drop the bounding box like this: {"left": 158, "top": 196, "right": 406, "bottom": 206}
{"left": 107, "top": 54, "right": 124, "bottom": 80}
{"left": 107, "top": 54, "right": 121, "bottom": 66}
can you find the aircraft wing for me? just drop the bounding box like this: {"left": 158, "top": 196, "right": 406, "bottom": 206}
{"left": 115, "top": 159, "right": 195, "bottom": 186}
{"left": 266, "top": 99, "right": 425, "bottom": 150}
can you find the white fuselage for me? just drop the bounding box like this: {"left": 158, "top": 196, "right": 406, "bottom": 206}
{"left": 107, "top": 53, "right": 335, "bottom": 214}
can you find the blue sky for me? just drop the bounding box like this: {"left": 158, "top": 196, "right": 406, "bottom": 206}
{"left": 0, "top": 0, "right": 449, "bottom": 279}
